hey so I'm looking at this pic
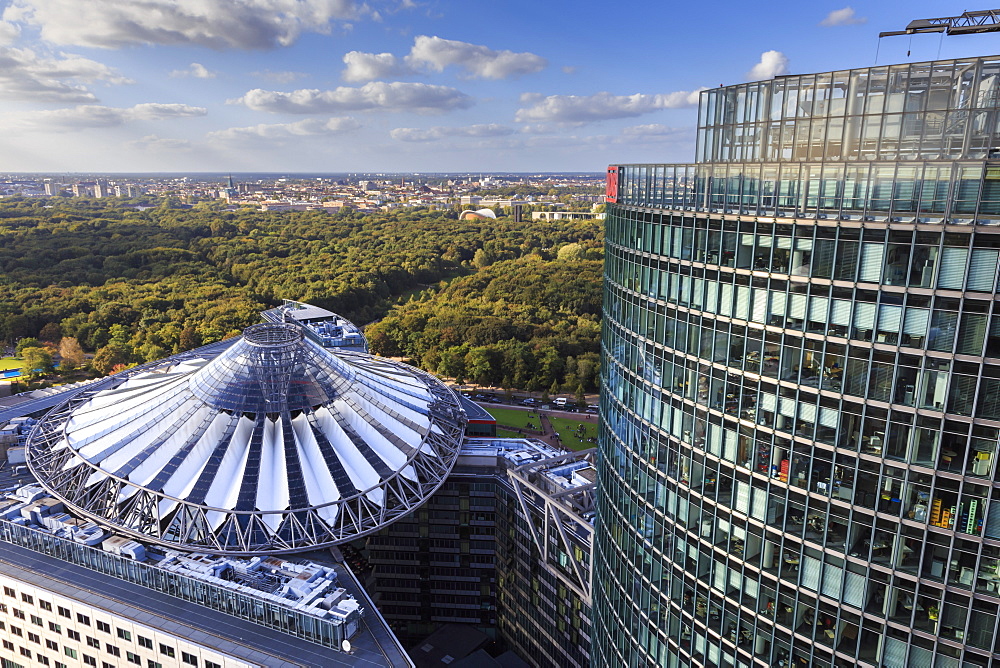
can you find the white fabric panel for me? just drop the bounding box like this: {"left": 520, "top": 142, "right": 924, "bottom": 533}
{"left": 203, "top": 417, "right": 255, "bottom": 513}
{"left": 336, "top": 398, "right": 409, "bottom": 472}
{"left": 160, "top": 412, "right": 235, "bottom": 500}
{"left": 256, "top": 418, "right": 287, "bottom": 531}
{"left": 313, "top": 406, "right": 382, "bottom": 500}
{"left": 290, "top": 414, "right": 341, "bottom": 522}
{"left": 119, "top": 401, "right": 211, "bottom": 485}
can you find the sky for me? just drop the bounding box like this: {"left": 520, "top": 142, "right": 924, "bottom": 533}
{"left": 2, "top": 1, "right": 1000, "bottom": 173}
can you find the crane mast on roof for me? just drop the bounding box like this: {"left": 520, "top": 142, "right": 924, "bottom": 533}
{"left": 880, "top": 9, "right": 1000, "bottom": 38}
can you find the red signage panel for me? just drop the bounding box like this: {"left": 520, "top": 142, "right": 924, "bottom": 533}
{"left": 606, "top": 165, "right": 618, "bottom": 203}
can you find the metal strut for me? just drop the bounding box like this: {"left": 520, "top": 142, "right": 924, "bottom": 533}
{"left": 880, "top": 9, "right": 1000, "bottom": 38}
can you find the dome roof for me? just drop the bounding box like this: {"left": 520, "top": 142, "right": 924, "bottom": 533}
{"left": 27, "top": 323, "right": 466, "bottom": 554}
{"left": 459, "top": 208, "right": 497, "bottom": 220}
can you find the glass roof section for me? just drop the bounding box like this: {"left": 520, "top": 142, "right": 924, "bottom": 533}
{"left": 26, "top": 323, "right": 467, "bottom": 554}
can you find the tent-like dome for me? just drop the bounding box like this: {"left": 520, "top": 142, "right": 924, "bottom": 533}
{"left": 459, "top": 208, "right": 497, "bottom": 220}
{"left": 26, "top": 323, "right": 466, "bottom": 554}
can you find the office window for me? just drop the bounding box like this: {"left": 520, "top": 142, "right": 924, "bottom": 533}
{"left": 137, "top": 636, "right": 153, "bottom": 650}
{"left": 116, "top": 628, "right": 131, "bottom": 641}
{"left": 30, "top": 615, "right": 42, "bottom": 626}
{"left": 66, "top": 630, "right": 80, "bottom": 641}
{"left": 126, "top": 652, "right": 141, "bottom": 665}
{"left": 28, "top": 632, "right": 39, "bottom": 644}
{"left": 0, "top": 603, "right": 7, "bottom": 613}
{"left": 76, "top": 614, "right": 90, "bottom": 626}
{"left": 105, "top": 644, "right": 120, "bottom": 657}
{"left": 1, "top": 640, "right": 13, "bottom": 650}
{"left": 204, "top": 662, "right": 221, "bottom": 668}
{"left": 20, "top": 594, "right": 32, "bottom": 605}
{"left": 103, "top": 663, "right": 115, "bottom": 668}
{"left": 10, "top": 625, "right": 22, "bottom": 636}
{"left": 181, "top": 651, "right": 198, "bottom": 666}
{"left": 19, "top": 647, "right": 30, "bottom": 658}
{"left": 3, "top": 586, "right": 14, "bottom": 597}
{"left": 63, "top": 648, "right": 77, "bottom": 659}
{"left": 56, "top": 663, "right": 68, "bottom": 668}
{"left": 147, "top": 661, "right": 163, "bottom": 668}
{"left": 83, "top": 655, "right": 96, "bottom": 667}
{"left": 159, "top": 643, "right": 175, "bottom": 658}
{"left": 86, "top": 636, "right": 99, "bottom": 648}
{"left": 96, "top": 621, "right": 110, "bottom": 634}
{"left": 45, "top": 640, "right": 58, "bottom": 650}
{"left": 37, "top": 654, "right": 50, "bottom": 666}
{"left": 38, "top": 601, "right": 52, "bottom": 612}
{"left": 56, "top": 607, "right": 70, "bottom": 619}
{"left": 13, "top": 608, "right": 24, "bottom": 620}
{"left": 48, "top": 622, "right": 61, "bottom": 633}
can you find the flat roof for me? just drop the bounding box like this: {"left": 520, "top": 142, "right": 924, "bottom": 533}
{"left": 0, "top": 539, "right": 406, "bottom": 667}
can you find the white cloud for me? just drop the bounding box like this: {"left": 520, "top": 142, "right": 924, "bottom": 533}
{"left": 128, "top": 134, "right": 192, "bottom": 151}
{"left": 342, "top": 51, "right": 411, "bottom": 82}
{"left": 3, "top": 0, "right": 363, "bottom": 49}
{"left": 561, "top": 66, "right": 576, "bottom": 75}
{"left": 17, "top": 102, "right": 206, "bottom": 130}
{"left": 747, "top": 50, "right": 789, "bottom": 80}
{"left": 515, "top": 90, "right": 703, "bottom": 125}
{"left": 340, "top": 36, "right": 547, "bottom": 83}
{"left": 621, "top": 124, "right": 685, "bottom": 137}
{"left": 251, "top": 69, "right": 308, "bottom": 84}
{"left": 390, "top": 123, "right": 514, "bottom": 142}
{"left": 0, "top": 21, "right": 19, "bottom": 45}
{"left": 209, "top": 117, "right": 361, "bottom": 141}
{"left": 820, "top": 7, "right": 867, "bottom": 26}
{"left": 0, "top": 46, "right": 130, "bottom": 102}
{"left": 230, "top": 82, "right": 473, "bottom": 114}
{"left": 169, "top": 62, "right": 216, "bottom": 79}
{"left": 405, "top": 35, "right": 546, "bottom": 79}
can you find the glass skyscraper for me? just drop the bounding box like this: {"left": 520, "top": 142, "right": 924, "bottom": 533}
{"left": 594, "top": 55, "right": 1000, "bottom": 667}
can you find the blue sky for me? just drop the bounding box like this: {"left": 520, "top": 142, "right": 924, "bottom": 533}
{"left": 2, "top": 1, "right": 1000, "bottom": 173}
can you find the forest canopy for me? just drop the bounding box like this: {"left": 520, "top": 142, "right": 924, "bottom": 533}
{"left": 0, "top": 197, "right": 603, "bottom": 388}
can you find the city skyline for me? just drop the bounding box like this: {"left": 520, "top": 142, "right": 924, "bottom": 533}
{"left": 1, "top": 1, "right": 997, "bottom": 173}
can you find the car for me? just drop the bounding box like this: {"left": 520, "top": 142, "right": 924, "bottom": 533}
{"left": 521, "top": 398, "right": 536, "bottom": 405}
{"left": 489, "top": 398, "right": 503, "bottom": 404}
{"left": 553, "top": 397, "right": 568, "bottom": 407}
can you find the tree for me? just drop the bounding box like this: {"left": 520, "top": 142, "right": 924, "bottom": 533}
{"left": 178, "top": 326, "right": 201, "bottom": 352}
{"left": 38, "top": 322, "right": 62, "bottom": 343}
{"left": 15, "top": 337, "right": 40, "bottom": 357}
{"left": 575, "top": 382, "right": 587, "bottom": 407}
{"left": 59, "top": 337, "right": 85, "bottom": 370}
{"left": 91, "top": 345, "right": 130, "bottom": 375}
{"left": 20, "top": 347, "right": 52, "bottom": 379}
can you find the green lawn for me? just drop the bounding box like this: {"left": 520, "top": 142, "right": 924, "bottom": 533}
{"left": 496, "top": 428, "right": 522, "bottom": 438}
{"left": 549, "top": 416, "right": 599, "bottom": 451}
{"left": 0, "top": 357, "right": 22, "bottom": 372}
{"left": 484, "top": 407, "right": 541, "bottom": 430}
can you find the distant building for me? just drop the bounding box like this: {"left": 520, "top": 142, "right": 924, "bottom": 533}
{"left": 460, "top": 208, "right": 497, "bottom": 220}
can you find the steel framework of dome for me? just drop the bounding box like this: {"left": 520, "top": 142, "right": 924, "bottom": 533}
{"left": 26, "top": 323, "right": 467, "bottom": 554}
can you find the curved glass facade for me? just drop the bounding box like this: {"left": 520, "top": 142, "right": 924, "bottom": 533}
{"left": 594, "top": 53, "right": 1000, "bottom": 668}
